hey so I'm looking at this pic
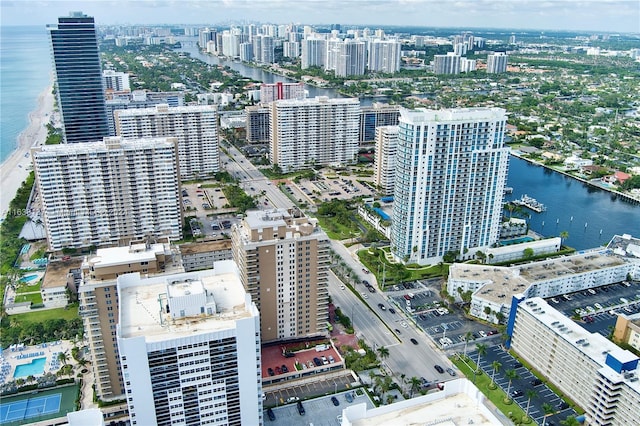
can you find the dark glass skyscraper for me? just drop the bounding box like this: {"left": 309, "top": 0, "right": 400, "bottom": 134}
{"left": 48, "top": 12, "right": 108, "bottom": 143}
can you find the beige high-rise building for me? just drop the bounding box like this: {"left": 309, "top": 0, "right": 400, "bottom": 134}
{"left": 78, "top": 242, "right": 183, "bottom": 400}
{"left": 231, "top": 209, "right": 330, "bottom": 343}
{"left": 374, "top": 125, "right": 399, "bottom": 196}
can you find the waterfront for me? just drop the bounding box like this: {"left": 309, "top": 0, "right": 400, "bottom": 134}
{"left": 179, "top": 40, "right": 639, "bottom": 251}
{"left": 505, "top": 157, "right": 639, "bottom": 251}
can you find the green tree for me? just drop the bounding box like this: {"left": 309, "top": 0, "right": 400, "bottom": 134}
{"left": 525, "top": 389, "right": 538, "bottom": 418}
{"left": 559, "top": 231, "right": 569, "bottom": 247}
{"left": 377, "top": 346, "right": 390, "bottom": 362}
{"left": 409, "top": 376, "right": 421, "bottom": 397}
{"left": 505, "top": 369, "right": 519, "bottom": 399}
{"left": 490, "top": 361, "right": 502, "bottom": 387}
{"left": 475, "top": 343, "right": 487, "bottom": 373}
{"left": 560, "top": 416, "right": 581, "bottom": 426}
{"left": 523, "top": 247, "right": 534, "bottom": 258}
{"left": 462, "top": 331, "right": 474, "bottom": 358}
{"left": 57, "top": 351, "right": 69, "bottom": 365}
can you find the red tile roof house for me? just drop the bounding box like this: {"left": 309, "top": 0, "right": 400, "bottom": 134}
{"left": 602, "top": 171, "right": 631, "bottom": 185}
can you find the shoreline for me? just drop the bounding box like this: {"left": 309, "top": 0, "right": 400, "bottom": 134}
{"left": 0, "top": 86, "right": 54, "bottom": 218}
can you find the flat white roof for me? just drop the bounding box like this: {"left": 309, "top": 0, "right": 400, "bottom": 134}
{"left": 244, "top": 209, "right": 288, "bottom": 230}
{"left": 118, "top": 263, "right": 253, "bottom": 342}
{"left": 87, "top": 243, "right": 168, "bottom": 268}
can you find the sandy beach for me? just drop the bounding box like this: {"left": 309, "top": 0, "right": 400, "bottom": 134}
{"left": 0, "top": 86, "right": 54, "bottom": 218}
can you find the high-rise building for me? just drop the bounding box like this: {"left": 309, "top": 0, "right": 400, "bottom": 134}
{"left": 301, "top": 37, "right": 327, "bottom": 69}
{"left": 245, "top": 106, "right": 270, "bottom": 144}
{"left": 269, "top": 96, "right": 360, "bottom": 172}
{"left": 239, "top": 42, "right": 254, "bottom": 62}
{"left": 359, "top": 103, "right": 400, "bottom": 144}
{"left": 367, "top": 40, "right": 402, "bottom": 73}
{"left": 260, "top": 82, "right": 305, "bottom": 103}
{"left": 231, "top": 209, "right": 330, "bottom": 343}
{"left": 510, "top": 298, "right": 640, "bottom": 426}
{"left": 102, "top": 70, "right": 130, "bottom": 93}
{"left": 198, "top": 28, "right": 216, "bottom": 51}
{"left": 115, "top": 104, "right": 219, "bottom": 180}
{"left": 374, "top": 126, "right": 399, "bottom": 196}
{"left": 117, "top": 262, "right": 262, "bottom": 425}
{"left": 390, "top": 108, "right": 509, "bottom": 264}
{"left": 253, "top": 34, "right": 274, "bottom": 64}
{"left": 47, "top": 12, "right": 109, "bottom": 143}
{"left": 486, "top": 52, "right": 508, "bottom": 74}
{"left": 79, "top": 242, "right": 181, "bottom": 400}
{"left": 32, "top": 137, "right": 182, "bottom": 251}
{"left": 282, "top": 41, "right": 300, "bottom": 59}
{"left": 105, "top": 90, "right": 185, "bottom": 136}
{"left": 433, "top": 52, "right": 461, "bottom": 75}
{"left": 460, "top": 58, "right": 477, "bottom": 73}
{"left": 328, "top": 39, "right": 366, "bottom": 77}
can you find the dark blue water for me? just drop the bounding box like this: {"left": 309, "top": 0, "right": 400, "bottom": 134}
{"left": 505, "top": 157, "right": 639, "bottom": 250}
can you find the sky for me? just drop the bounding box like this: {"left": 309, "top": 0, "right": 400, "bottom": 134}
{"left": 1, "top": 0, "right": 639, "bottom": 33}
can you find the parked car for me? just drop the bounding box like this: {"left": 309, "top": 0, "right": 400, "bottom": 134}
{"left": 321, "top": 356, "right": 328, "bottom": 365}
{"left": 281, "top": 364, "right": 289, "bottom": 373}
{"left": 434, "top": 365, "right": 444, "bottom": 374}
{"left": 531, "top": 378, "right": 542, "bottom": 386}
{"left": 345, "top": 392, "right": 353, "bottom": 403}
{"left": 512, "top": 389, "right": 524, "bottom": 398}
{"left": 559, "top": 402, "right": 570, "bottom": 410}
{"left": 297, "top": 401, "right": 305, "bottom": 416}
{"left": 328, "top": 355, "right": 335, "bottom": 363}
{"left": 266, "top": 408, "right": 276, "bottom": 421}
{"left": 513, "top": 362, "right": 523, "bottom": 369}
{"left": 313, "top": 357, "right": 322, "bottom": 366}
{"left": 331, "top": 396, "right": 340, "bottom": 406}
{"left": 267, "top": 367, "right": 274, "bottom": 376}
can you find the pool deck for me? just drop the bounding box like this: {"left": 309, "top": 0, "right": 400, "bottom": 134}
{"left": 0, "top": 340, "right": 74, "bottom": 385}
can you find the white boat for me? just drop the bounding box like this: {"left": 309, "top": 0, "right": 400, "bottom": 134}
{"left": 513, "top": 194, "right": 546, "bottom": 213}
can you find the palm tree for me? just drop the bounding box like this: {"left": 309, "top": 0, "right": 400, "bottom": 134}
{"left": 475, "top": 343, "right": 487, "bottom": 373}
{"left": 541, "top": 403, "right": 556, "bottom": 426}
{"left": 462, "top": 331, "right": 474, "bottom": 358}
{"left": 377, "top": 346, "right": 390, "bottom": 362}
{"left": 505, "top": 369, "right": 519, "bottom": 399}
{"left": 490, "top": 361, "right": 502, "bottom": 387}
{"left": 560, "top": 416, "right": 580, "bottom": 426}
{"left": 57, "top": 351, "right": 69, "bottom": 365}
{"left": 409, "top": 376, "right": 421, "bottom": 397}
{"left": 525, "top": 389, "right": 538, "bottom": 418}
{"left": 559, "top": 230, "right": 569, "bottom": 247}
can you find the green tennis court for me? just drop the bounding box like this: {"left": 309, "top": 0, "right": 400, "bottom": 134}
{"left": 0, "top": 384, "right": 77, "bottom": 425}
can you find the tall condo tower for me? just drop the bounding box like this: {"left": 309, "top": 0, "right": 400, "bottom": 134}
{"left": 48, "top": 12, "right": 109, "bottom": 143}
{"left": 486, "top": 52, "right": 508, "bottom": 74}
{"left": 390, "top": 108, "right": 509, "bottom": 265}
{"left": 114, "top": 104, "right": 219, "bottom": 180}
{"left": 117, "top": 261, "right": 262, "bottom": 425}
{"left": 32, "top": 136, "right": 182, "bottom": 251}
{"left": 269, "top": 96, "right": 360, "bottom": 172}
{"left": 231, "top": 209, "right": 330, "bottom": 343}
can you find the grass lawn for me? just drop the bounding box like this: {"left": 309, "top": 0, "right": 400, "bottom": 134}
{"left": 452, "top": 354, "right": 531, "bottom": 424}
{"left": 14, "top": 293, "right": 43, "bottom": 304}
{"left": 10, "top": 305, "right": 78, "bottom": 323}
{"left": 316, "top": 215, "right": 360, "bottom": 240}
{"left": 15, "top": 282, "right": 41, "bottom": 294}
{"left": 357, "top": 247, "right": 448, "bottom": 286}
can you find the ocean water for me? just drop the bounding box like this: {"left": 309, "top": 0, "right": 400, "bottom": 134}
{"left": 0, "top": 26, "right": 53, "bottom": 163}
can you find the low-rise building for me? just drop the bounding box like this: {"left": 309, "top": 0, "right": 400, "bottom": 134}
{"left": 180, "top": 240, "right": 233, "bottom": 272}
{"left": 40, "top": 259, "right": 82, "bottom": 307}
{"left": 613, "top": 312, "right": 640, "bottom": 352}
{"left": 484, "top": 237, "right": 561, "bottom": 264}
{"left": 509, "top": 297, "right": 640, "bottom": 426}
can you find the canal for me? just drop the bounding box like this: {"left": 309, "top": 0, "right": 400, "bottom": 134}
{"left": 178, "top": 39, "right": 639, "bottom": 251}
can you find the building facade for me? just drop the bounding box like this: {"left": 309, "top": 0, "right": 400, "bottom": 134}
{"left": 48, "top": 12, "right": 109, "bottom": 143}
{"left": 103, "top": 70, "right": 131, "bottom": 93}
{"left": 114, "top": 104, "right": 219, "bottom": 180}
{"left": 269, "top": 97, "right": 360, "bottom": 172}
{"left": 301, "top": 37, "right": 326, "bottom": 69}
{"left": 486, "top": 52, "right": 508, "bottom": 74}
{"left": 433, "top": 53, "right": 461, "bottom": 75}
{"left": 374, "top": 126, "right": 399, "bottom": 196}
{"left": 367, "top": 39, "right": 402, "bottom": 73}
{"left": 105, "top": 90, "right": 185, "bottom": 136}
{"left": 32, "top": 137, "right": 182, "bottom": 251}
{"left": 245, "top": 106, "right": 270, "bottom": 144}
{"left": 117, "top": 262, "right": 262, "bottom": 426}
{"left": 510, "top": 298, "right": 640, "bottom": 426}
{"left": 260, "top": 82, "right": 305, "bottom": 103}
{"left": 359, "top": 103, "right": 400, "bottom": 144}
{"left": 390, "top": 107, "right": 509, "bottom": 265}
{"left": 231, "top": 209, "right": 330, "bottom": 343}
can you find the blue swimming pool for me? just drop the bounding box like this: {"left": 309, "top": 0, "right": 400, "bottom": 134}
{"left": 19, "top": 274, "right": 38, "bottom": 282}
{"left": 13, "top": 357, "right": 46, "bottom": 378}
{"left": 500, "top": 236, "right": 534, "bottom": 246}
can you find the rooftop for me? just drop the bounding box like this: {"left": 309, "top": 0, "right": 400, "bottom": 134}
{"left": 520, "top": 298, "right": 639, "bottom": 391}
{"left": 179, "top": 240, "right": 232, "bottom": 255}
{"left": 42, "top": 259, "right": 82, "bottom": 289}
{"left": 118, "top": 261, "right": 254, "bottom": 342}
{"left": 85, "top": 243, "right": 171, "bottom": 269}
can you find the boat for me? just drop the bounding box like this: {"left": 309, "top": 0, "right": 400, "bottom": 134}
{"left": 513, "top": 194, "right": 546, "bottom": 213}
{"left": 504, "top": 187, "right": 514, "bottom": 194}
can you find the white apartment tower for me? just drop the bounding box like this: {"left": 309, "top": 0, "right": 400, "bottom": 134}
{"left": 115, "top": 104, "right": 219, "bottom": 180}
{"left": 269, "top": 96, "right": 360, "bottom": 172}
{"left": 301, "top": 37, "right": 326, "bottom": 69}
{"left": 117, "top": 262, "right": 262, "bottom": 426}
{"left": 367, "top": 40, "right": 402, "bottom": 73}
{"left": 433, "top": 52, "right": 461, "bottom": 75}
{"left": 260, "top": 82, "right": 305, "bottom": 103}
{"left": 102, "top": 70, "right": 130, "bottom": 93}
{"left": 486, "top": 52, "right": 508, "bottom": 74}
{"left": 231, "top": 209, "right": 330, "bottom": 343}
{"left": 511, "top": 298, "right": 640, "bottom": 426}
{"left": 390, "top": 108, "right": 509, "bottom": 265}
{"left": 328, "top": 39, "right": 366, "bottom": 77}
{"left": 32, "top": 137, "right": 182, "bottom": 251}
{"left": 374, "top": 126, "right": 399, "bottom": 196}
{"left": 282, "top": 41, "right": 300, "bottom": 59}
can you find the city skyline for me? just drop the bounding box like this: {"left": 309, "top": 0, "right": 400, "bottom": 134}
{"left": 1, "top": 0, "right": 639, "bottom": 33}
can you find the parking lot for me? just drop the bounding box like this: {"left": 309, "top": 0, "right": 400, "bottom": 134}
{"left": 471, "top": 345, "right": 578, "bottom": 425}
{"left": 547, "top": 281, "right": 640, "bottom": 337}
{"left": 385, "top": 279, "right": 497, "bottom": 349}
{"left": 264, "top": 389, "right": 374, "bottom": 426}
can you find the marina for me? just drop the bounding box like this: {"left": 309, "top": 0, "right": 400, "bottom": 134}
{"left": 513, "top": 194, "right": 547, "bottom": 213}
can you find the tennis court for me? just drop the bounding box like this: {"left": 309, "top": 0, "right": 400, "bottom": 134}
{"left": 0, "top": 384, "right": 77, "bottom": 426}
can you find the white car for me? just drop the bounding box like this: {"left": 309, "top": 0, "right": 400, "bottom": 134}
{"left": 361, "top": 293, "right": 368, "bottom": 299}
{"left": 340, "top": 285, "right": 345, "bottom": 290}
{"left": 400, "top": 321, "right": 408, "bottom": 328}
{"left": 479, "top": 330, "right": 487, "bottom": 338}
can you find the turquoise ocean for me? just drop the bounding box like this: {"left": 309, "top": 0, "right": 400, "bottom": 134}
{"left": 0, "top": 26, "right": 53, "bottom": 163}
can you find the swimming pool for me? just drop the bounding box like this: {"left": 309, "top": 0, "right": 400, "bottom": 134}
{"left": 13, "top": 357, "right": 46, "bottom": 378}
{"left": 500, "top": 236, "right": 534, "bottom": 246}
{"left": 19, "top": 274, "right": 38, "bottom": 282}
